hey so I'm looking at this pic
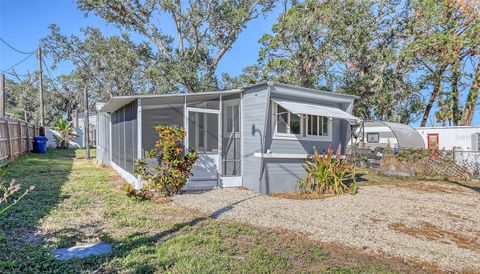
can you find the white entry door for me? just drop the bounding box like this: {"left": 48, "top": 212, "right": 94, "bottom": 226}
{"left": 186, "top": 109, "right": 219, "bottom": 189}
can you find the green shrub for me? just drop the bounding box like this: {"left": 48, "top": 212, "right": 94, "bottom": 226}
{"left": 298, "top": 146, "right": 357, "bottom": 195}
{"left": 53, "top": 118, "right": 77, "bottom": 149}
{"left": 391, "top": 148, "right": 431, "bottom": 161}
{"left": 135, "top": 126, "right": 198, "bottom": 197}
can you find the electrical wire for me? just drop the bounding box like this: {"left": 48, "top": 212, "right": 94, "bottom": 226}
{"left": 0, "top": 38, "right": 36, "bottom": 55}
{"left": 0, "top": 52, "right": 35, "bottom": 74}
{"left": 41, "top": 53, "right": 63, "bottom": 86}
{"left": 42, "top": 57, "right": 56, "bottom": 80}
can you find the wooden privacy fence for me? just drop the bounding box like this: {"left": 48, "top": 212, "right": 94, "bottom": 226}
{"left": 0, "top": 117, "right": 40, "bottom": 161}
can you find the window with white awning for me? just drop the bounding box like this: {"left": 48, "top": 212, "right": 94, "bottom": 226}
{"left": 271, "top": 98, "right": 362, "bottom": 125}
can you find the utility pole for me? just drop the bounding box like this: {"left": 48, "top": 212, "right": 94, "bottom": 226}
{"left": 37, "top": 47, "right": 44, "bottom": 127}
{"left": 0, "top": 74, "right": 5, "bottom": 118}
{"left": 84, "top": 85, "right": 90, "bottom": 160}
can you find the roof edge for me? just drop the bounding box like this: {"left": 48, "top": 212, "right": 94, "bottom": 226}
{"left": 242, "top": 82, "right": 359, "bottom": 100}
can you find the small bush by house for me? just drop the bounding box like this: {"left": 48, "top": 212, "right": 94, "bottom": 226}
{"left": 135, "top": 125, "right": 198, "bottom": 197}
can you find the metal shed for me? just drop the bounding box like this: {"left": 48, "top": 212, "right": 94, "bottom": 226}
{"left": 356, "top": 120, "right": 425, "bottom": 150}
{"left": 97, "top": 82, "right": 361, "bottom": 194}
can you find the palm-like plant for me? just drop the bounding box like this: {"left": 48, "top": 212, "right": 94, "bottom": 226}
{"left": 53, "top": 118, "right": 77, "bottom": 149}
{"left": 299, "top": 145, "right": 357, "bottom": 195}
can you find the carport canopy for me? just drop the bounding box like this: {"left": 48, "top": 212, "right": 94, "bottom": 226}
{"left": 381, "top": 121, "right": 425, "bottom": 149}
{"left": 363, "top": 121, "right": 425, "bottom": 149}
{"left": 272, "top": 98, "right": 362, "bottom": 125}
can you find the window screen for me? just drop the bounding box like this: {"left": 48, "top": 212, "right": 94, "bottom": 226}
{"left": 307, "top": 115, "right": 329, "bottom": 136}
{"left": 188, "top": 112, "right": 218, "bottom": 153}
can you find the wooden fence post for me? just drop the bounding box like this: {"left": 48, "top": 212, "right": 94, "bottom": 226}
{"left": 25, "top": 123, "right": 30, "bottom": 153}
{"left": 17, "top": 121, "right": 22, "bottom": 155}
{"left": 5, "top": 119, "right": 11, "bottom": 160}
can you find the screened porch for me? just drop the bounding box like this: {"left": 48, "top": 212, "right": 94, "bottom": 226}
{"left": 138, "top": 91, "right": 242, "bottom": 189}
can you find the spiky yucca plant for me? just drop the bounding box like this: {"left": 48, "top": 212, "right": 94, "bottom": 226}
{"left": 299, "top": 145, "right": 357, "bottom": 195}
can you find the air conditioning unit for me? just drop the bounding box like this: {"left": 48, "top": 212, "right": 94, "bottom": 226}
{"left": 472, "top": 133, "right": 480, "bottom": 151}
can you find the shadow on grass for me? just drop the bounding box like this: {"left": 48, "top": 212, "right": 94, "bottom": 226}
{"left": 1, "top": 149, "right": 76, "bottom": 230}
{"left": 0, "top": 149, "right": 76, "bottom": 271}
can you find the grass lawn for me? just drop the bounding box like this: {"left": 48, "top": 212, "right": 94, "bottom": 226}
{"left": 0, "top": 149, "right": 439, "bottom": 273}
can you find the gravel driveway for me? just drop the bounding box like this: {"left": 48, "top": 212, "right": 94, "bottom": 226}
{"left": 173, "top": 182, "right": 480, "bottom": 272}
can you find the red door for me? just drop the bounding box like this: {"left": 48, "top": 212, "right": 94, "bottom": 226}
{"left": 427, "top": 134, "right": 439, "bottom": 151}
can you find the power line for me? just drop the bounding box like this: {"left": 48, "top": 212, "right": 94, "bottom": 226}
{"left": 0, "top": 52, "right": 35, "bottom": 74}
{"left": 4, "top": 70, "right": 32, "bottom": 79}
{"left": 41, "top": 53, "right": 63, "bottom": 87}
{"left": 0, "top": 38, "right": 36, "bottom": 55}
{"left": 42, "top": 56, "right": 56, "bottom": 81}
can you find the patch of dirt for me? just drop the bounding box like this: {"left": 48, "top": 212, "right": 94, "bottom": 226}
{"left": 260, "top": 227, "right": 445, "bottom": 274}
{"left": 389, "top": 222, "right": 480, "bottom": 252}
{"left": 395, "top": 182, "right": 469, "bottom": 194}
{"left": 269, "top": 192, "right": 335, "bottom": 200}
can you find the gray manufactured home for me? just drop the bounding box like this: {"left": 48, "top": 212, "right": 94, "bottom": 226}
{"left": 96, "top": 82, "right": 361, "bottom": 194}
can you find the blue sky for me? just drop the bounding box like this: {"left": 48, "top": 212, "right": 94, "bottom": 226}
{"left": 0, "top": 0, "right": 281, "bottom": 79}
{"left": 0, "top": 0, "right": 478, "bottom": 126}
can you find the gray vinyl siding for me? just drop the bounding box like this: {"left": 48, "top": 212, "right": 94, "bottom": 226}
{"left": 245, "top": 87, "right": 355, "bottom": 194}
{"left": 111, "top": 100, "right": 137, "bottom": 174}
{"left": 263, "top": 159, "right": 306, "bottom": 193}
{"left": 241, "top": 85, "right": 269, "bottom": 193}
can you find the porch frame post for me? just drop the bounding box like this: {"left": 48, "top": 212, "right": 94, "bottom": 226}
{"left": 136, "top": 98, "right": 143, "bottom": 189}
{"left": 109, "top": 112, "right": 112, "bottom": 165}
{"left": 218, "top": 94, "right": 223, "bottom": 187}
{"left": 183, "top": 95, "right": 188, "bottom": 149}
{"left": 240, "top": 90, "right": 244, "bottom": 180}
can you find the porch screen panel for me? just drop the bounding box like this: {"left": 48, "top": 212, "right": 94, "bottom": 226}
{"left": 120, "top": 107, "right": 126, "bottom": 171}
{"left": 112, "top": 110, "right": 120, "bottom": 165}
{"left": 111, "top": 101, "right": 138, "bottom": 174}
{"left": 187, "top": 97, "right": 219, "bottom": 110}
{"left": 115, "top": 110, "right": 121, "bottom": 165}
{"left": 142, "top": 106, "right": 184, "bottom": 154}
{"left": 111, "top": 111, "right": 116, "bottom": 164}
{"left": 222, "top": 98, "right": 241, "bottom": 176}
{"left": 188, "top": 112, "right": 218, "bottom": 153}
{"left": 124, "top": 101, "right": 137, "bottom": 173}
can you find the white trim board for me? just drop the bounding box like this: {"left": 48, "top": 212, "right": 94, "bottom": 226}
{"left": 111, "top": 161, "right": 140, "bottom": 188}
{"left": 221, "top": 176, "right": 242, "bottom": 187}
{"left": 253, "top": 152, "right": 346, "bottom": 159}
{"left": 254, "top": 152, "right": 308, "bottom": 159}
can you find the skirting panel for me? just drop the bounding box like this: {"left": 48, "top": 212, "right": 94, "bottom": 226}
{"left": 111, "top": 161, "right": 140, "bottom": 188}
{"left": 220, "top": 176, "right": 242, "bottom": 187}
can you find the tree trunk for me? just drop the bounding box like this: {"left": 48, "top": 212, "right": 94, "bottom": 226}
{"left": 460, "top": 61, "right": 480, "bottom": 126}
{"left": 451, "top": 58, "right": 461, "bottom": 125}
{"left": 420, "top": 66, "right": 447, "bottom": 127}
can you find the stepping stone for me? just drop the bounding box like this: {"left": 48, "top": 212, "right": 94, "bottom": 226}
{"left": 52, "top": 242, "right": 112, "bottom": 260}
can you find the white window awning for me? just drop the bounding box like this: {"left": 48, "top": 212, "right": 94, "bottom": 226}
{"left": 272, "top": 98, "right": 362, "bottom": 125}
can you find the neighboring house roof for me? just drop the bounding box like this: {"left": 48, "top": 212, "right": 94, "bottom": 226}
{"left": 414, "top": 125, "right": 480, "bottom": 129}
{"left": 100, "top": 82, "right": 358, "bottom": 113}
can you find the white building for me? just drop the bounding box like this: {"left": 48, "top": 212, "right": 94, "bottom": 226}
{"left": 74, "top": 111, "right": 97, "bottom": 148}
{"left": 415, "top": 126, "right": 480, "bottom": 151}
